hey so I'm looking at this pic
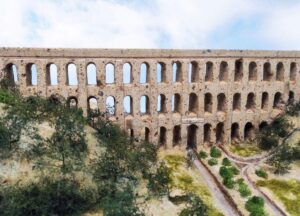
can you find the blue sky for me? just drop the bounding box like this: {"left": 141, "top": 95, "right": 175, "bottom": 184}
{"left": 1, "top": 0, "right": 300, "bottom": 50}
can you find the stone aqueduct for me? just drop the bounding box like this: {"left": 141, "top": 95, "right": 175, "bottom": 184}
{"left": 0, "top": 48, "right": 299, "bottom": 149}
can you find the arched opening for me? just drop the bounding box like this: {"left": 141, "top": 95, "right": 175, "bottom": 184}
{"left": 231, "top": 123, "right": 240, "bottom": 141}
{"left": 288, "top": 91, "right": 295, "bottom": 104}
{"left": 276, "top": 62, "right": 284, "bottom": 81}
{"left": 123, "top": 63, "right": 132, "bottom": 84}
{"left": 106, "top": 96, "right": 116, "bottom": 115}
{"left": 204, "top": 123, "right": 212, "bottom": 144}
{"left": 87, "top": 63, "right": 97, "bottom": 85}
{"left": 219, "top": 61, "right": 228, "bottom": 82}
{"left": 157, "top": 94, "right": 167, "bottom": 113}
{"left": 105, "top": 63, "right": 115, "bottom": 84}
{"left": 216, "top": 122, "right": 225, "bottom": 144}
{"left": 172, "top": 93, "right": 181, "bottom": 113}
{"left": 157, "top": 62, "right": 166, "bottom": 83}
{"left": 123, "top": 95, "right": 133, "bottom": 115}
{"left": 234, "top": 59, "right": 243, "bottom": 82}
{"left": 246, "top": 93, "right": 256, "bottom": 111}
{"left": 173, "top": 61, "right": 182, "bottom": 82}
{"left": 140, "top": 95, "right": 150, "bottom": 114}
{"left": 140, "top": 63, "right": 149, "bottom": 84}
{"left": 159, "top": 126, "right": 167, "bottom": 147}
{"left": 67, "top": 97, "right": 78, "bottom": 108}
{"left": 67, "top": 63, "right": 78, "bottom": 85}
{"left": 232, "top": 93, "right": 241, "bottom": 111}
{"left": 248, "top": 62, "right": 257, "bottom": 81}
{"left": 261, "top": 92, "right": 269, "bottom": 110}
{"left": 217, "top": 93, "right": 227, "bottom": 112}
{"left": 244, "top": 122, "right": 255, "bottom": 140}
{"left": 127, "top": 128, "right": 134, "bottom": 141}
{"left": 189, "top": 61, "right": 199, "bottom": 83}
{"left": 188, "top": 93, "right": 198, "bottom": 113}
{"left": 141, "top": 127, "right": 150, "bottom": 142}
{"left": 187, "top": 124, "right": 198, "bottom": 149}
{"left": 46, "top": 63, "right": 58, "bottom": 86}
{"left": 88, "top": 97, "right": 98, "bottom": 111}
{"left": 263, "top": 62, "right": 272, "bottom": 81}
{"left": 173, "top": 125, "right": 181, "bottom": 146}
{"left": 26, "top": 63, "right": 38, "bottom": 86}
{"left": 204, "top": 93, "right": 213, "bottom": 113}
{"left": 5, "top": 64, "right": 18, "bottom": 84}
{"left": 259, "top": 121, "right": 268, "bottom": 131}
{"left": 290, "top": 62, "right": 297, "bottom": 82}
{"left": 273, "top": 92, "right": 284, "bottom": 109}
{"left": 205, "top": 61, "right": 213, "bottom": 82}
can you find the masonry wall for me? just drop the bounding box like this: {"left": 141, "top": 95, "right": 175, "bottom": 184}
{"left": 0, "top": 48, "right": 299, "bottom": 150}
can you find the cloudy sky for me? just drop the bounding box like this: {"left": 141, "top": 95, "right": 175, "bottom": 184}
{"left": 0, "top": 0, "right": 299, "bottom": 50}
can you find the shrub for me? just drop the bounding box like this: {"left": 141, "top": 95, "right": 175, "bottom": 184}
{"left": 238, "top": 183, "right": 252, "bottom": 197}
{"left": 259, "top": 135, "right": 279, "bottom": 150}
{"left": 179, "top": 194, "right": 208, "bottom": 216}
{"left": 210, "top": 147, "right": 222, "bottom": 158}
{"left": 229, "top": 166, "right": 240, "bottom": 175}
{"left": 223, "top": 177, "right": 235, "bottom": 189}
{"left": 219, "top": 166, "right": 234, "bottom": 179}
{"left": 198, "top": 151, "right": 208, "bottom": 159}
{"left": 208, "top": 158, "right": 218, "bottom": 166}
{"left": 222, "top": 157, "right": 231, "bottom": 166}
{"left": 245, "top": 196, "right": 266, "bottom": 216}
{"left": 255, "top": 168, "right": 268, "bottom": 179}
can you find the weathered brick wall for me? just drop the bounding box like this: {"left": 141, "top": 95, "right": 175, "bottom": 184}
{"left": 0, "top": 48, "right": 299, "bottom": 149}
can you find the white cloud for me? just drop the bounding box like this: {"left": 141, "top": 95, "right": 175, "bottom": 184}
{"left": 0, "top": 0, "right": 299, "bottom": 49}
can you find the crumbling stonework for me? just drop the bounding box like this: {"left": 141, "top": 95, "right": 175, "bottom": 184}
{"left": 0, "top": 48, "right": 299, "bottom": 149}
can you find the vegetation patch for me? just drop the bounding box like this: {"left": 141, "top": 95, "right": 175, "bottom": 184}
{"left": 255, "top": 168, "right": 268, "bottom": 179}
{"left": 245, "top": 196, "right": 267, "bottom": 216}
{"left": 229, "top": 144, "right": 261, "bottom": 157}
{"left": 257, "top": 179, "right": 300, "bottom": 216}
{"left": 208, "top": 158, "right": 218, "bottom": 166}
{"left": 210, "top": 147, "right": 222, "bottom": 158}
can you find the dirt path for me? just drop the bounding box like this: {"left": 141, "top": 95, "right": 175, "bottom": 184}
{"left": 190, "top": 151, "right": 241, "bottom": 216}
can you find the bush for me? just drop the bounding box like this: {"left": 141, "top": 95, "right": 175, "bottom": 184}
{"left": 238, "top": 183, "right": 251, "bottom": 197}
{"left": 245, "top": 196, "right": 266, "bottom": 216}
{"left": 208, "top": 158, "right": 218, "bottom": 166}
{"left": 259, "top": 135, "right": 279, "bottom": 150}
{"left": 222, "top": 157, "right": 231, "bottom": 166}
{"left": 223, "top": 177, "right": 235, "bottom": 189}
{"left": 210, "top": 147, "right": 222, "bottom": 158}
{"left": 255, "top": 168, "right": 268, "bottom": 179}
{"left": 229, "top": 166, "right": 240, "bottom": 175}
{"left": 198, "top": 151, "right": 208, "bottom": 159}
{"left": 179, "top": 194, "right": 208, "bottom": 216}
{"left": 219, "top": 166, "right": 234, "bottom": 179}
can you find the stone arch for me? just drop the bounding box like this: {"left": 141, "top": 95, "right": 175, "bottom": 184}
{"left": 216, "top": 122, "right": 225, "bottom": 144}
{"left": 188, "top": 93, "right": 198, "bottom": 113}
{"left": 140, "top": 95, "right": 150, "bottom": 114}
{"left": 46, "top": 63, "right": 58, "bottom": 86}
{"left": 127, "top": 128, "right": 134, "bottom": 140}
{"left": 123, "top": 95, "right": 133, "bottom": 115}
{"left": 157, "top": 62, "right": 166, "bottom": 83}
{"left": 204, "top": 93, "right": 213, "bottom": 113}
{"left": 231, "top": 123, "right": 240, "bottom": 141}
{"left": 205, "top": 61, "right": 213, "bottom": 82}
{"left": 173, "top": 61, "right": 183, "bottom": 82}
{"left": 263, "top": 62, "right": 272, "bottom": 81}
{"left": 234, "top": 59, "right": 243, "bottom": 82}
{"left": 105, "top": 63, "right": 115, "bottom": 84}
{"left": 106, "top": 96, "right": 116, "bottom": 115}
{"left": 158, "top": 126, "right": 167, "bottom": 147}
{"left": 123, "top": 63, "right": 132, "bottom": 84}
{"left": 66, "top": 63, "right": 78, "bottom": 85}
{"left": 140, "top": 62, "right": 149, "bottom": 84}
{"left": 88, "top": 96, "right": 98, "bottom": 111}
{"left": 157, "top": 94, "right": 167, "bottom": 113}
{"left": 248, "top": 62, "right": 257, "bottom": 81}
{"left": 261, "top": 92, "right": 269, "bottom": 110}
{"left": 290, "top": 62, "right": 297, "bottom": 82}
{"left": 187, "top": 124, "right": 198, "bottom": 149}
{"left": 67, "top": 96, "right": 78, "bottom": 108}
{"left": 26, "top": 63, "right": 38, "bottom": 86}
{"left": 217, "top": 93, "right": 227, "bottom": 112}
{"left": 189, "top": 61, "right": 199, "bottom": 83}
{"left": 244, "top": 122, "right": 255, "bottom": 140}
{"left": 5, "top": 63, "right": 18, "bottom": 84}
{"left": 141, "top": 127, "right": 150, "bottom": 142}
{"left": 204, "top": 123, "right": 212, "bottom": 144}
{"left": 276, "top": 62, "right": 284, "bottom": 81}
{"left": 288, "top": 91, "right": 295, "bottom": 103}
{"left": 232, "top": 93, "right": 241, "bottom": 111}
{"left": 172, "top": 93, "right": 182, "bottom": 113}
{"left": 219, "top": 61, "right": 228, "bottom": 82}
{"left": 259, "top": 121, "right": 268, "bottom": 131}
{"left": 273, "top": 92, "right": 283, "bottom": 109}
{"left": 246, "top": 92, "right": 256, "bottom": 111}
{"left": 173, "top": 125, "right": 181, "bottom": 146}
{"left": 86, "top": 63, "right": 97, "bottom": 85}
